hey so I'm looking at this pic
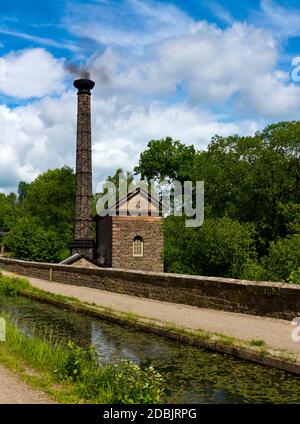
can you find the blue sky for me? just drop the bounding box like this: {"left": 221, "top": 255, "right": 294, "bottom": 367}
{"left": 1, "top": 0, "right": 300, "bottom": 192}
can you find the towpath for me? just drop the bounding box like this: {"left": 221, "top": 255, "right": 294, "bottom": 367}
{"left": 0, "top": 364, "right": 53, "bottom": 404}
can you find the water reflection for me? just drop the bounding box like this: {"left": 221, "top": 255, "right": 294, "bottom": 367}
{"left": 1, "top": 294, "right": 300, "bottom": 404}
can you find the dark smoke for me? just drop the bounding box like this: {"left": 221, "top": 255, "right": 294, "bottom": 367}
{"left": 65, "top": 59, "right": 111, "bottom": 87}
{"left": 66, "top": 62, "right": 90, "bottom": 79}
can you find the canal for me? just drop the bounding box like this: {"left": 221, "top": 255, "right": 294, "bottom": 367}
{"left": 1, "top": 294, "right": 300, "bottom": 403}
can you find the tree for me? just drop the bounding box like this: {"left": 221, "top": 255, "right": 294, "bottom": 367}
{"left": 24, "top": 166, "right": 75, "bottom": 239}
{"left": 134, "top": 137, "right": 195, "bottom": 183}
{"left": 18, "top": 181, "right": 29, "bottom": 203}
{"left": 4, "top": 216, "right": 67, "bottom": 263}
{"left": 192, "top": 122, "right": 300, "bottom": 255}
{"left": 164, "top": 216, "right": 255, "bottom": 278}
{"left": 3, "top": 167, "right": 76, "bottom": 262}
{"left": 0, "top": 193, "right": 18, "bottom": 231}
{"left": 262, "top": 234, "right": 300, "bottom": 282}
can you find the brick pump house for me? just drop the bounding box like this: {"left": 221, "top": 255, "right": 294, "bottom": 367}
{"left": 94, "top": 187, "right": 164, "bottom": 272}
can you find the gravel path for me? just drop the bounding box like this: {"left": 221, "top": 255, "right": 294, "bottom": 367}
{"left": 2, "top": 270, "right": 300, "bottom": 355}
{"left": 0, "top": 364, "right": 53, "bottom": 404}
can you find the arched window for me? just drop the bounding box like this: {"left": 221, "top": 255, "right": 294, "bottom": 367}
{"left": 133, "top": 236, "right": 144, "bottom": 257}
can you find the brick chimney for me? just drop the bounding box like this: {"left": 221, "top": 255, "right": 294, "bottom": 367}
{"left": 71, "top": 78, "right": 95, "bottom": 258}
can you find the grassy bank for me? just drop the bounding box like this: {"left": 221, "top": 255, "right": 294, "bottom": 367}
{"left": 0, "top": 273, "right": 163, "bottom": 404}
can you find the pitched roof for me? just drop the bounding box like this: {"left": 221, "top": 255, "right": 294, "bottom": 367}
{"left": 113, "top": 187, "right": 160, "bottom": 211}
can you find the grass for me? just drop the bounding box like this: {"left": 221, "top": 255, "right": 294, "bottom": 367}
{"left": 0, "top": 274, "right": 29, "bottom": 296}
{"left": 0, "top": 313, "right": 164, "bottom": 404}
{"left": 249, "top": 339, "right": 267, "bottom": 347}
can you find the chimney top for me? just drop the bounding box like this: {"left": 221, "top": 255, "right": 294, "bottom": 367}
{"left": 73, "top": 78, "right": 95, "bottom": 95}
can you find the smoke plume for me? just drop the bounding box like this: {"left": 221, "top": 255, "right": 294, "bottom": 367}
{"left": 66, "top": 62, "right": 90, "bottom": 79}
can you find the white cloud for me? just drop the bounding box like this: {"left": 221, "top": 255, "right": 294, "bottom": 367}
{"left": 253, "top": 0, "right": 300, "bottom": 39}
{"left": 0, "top": 92, "right": 260, "bottom": 193}
{"left": 0, "top": 105, "right": 40, "bottom": 190}
{"left": 0, "top": 48, "right": 66, "bottom": 98}
{"left": 64, "top": 0, "right": 193, "bottom": 49}
{"left": 205, "top": 1, "right": 234, "bottom": 25}
{"left": 92, "top": 100, "right": 260, "bottom": 186}
{"left": 88, "top": 20, "right": 300, "bottom": 118}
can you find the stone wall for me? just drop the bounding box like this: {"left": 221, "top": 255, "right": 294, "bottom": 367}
{"left": 112, "top": 216, "right": 164, "bottom": 272}
{"left": 0, "top": 256, "right": 300, "bottom": 320}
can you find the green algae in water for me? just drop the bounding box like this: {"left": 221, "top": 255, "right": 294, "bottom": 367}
{"left": 1, "top": 294, "right": 300, "bottom": 404}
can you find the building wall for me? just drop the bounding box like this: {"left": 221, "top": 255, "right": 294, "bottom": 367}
{"left": 111, "top": 216, "right": 164, "bottom": 272}
{"left": 1, "top": 257, "right": 300, "bottom": 320}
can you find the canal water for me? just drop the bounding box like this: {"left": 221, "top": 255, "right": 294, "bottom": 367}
{"left": 1, "top": 294, "right": 300, "bottom": 403}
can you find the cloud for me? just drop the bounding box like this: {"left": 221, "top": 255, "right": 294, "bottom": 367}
{"left": 88, "top": 20, "right": 300, "bottom": 118}
{"left": 64, "top": 0, "right": 193, "bottom": 49}
{"left": 254, "top": 0, "right": 300, "bottom": 39}
{"left": 204, "top": 1, "right": 234, "bottom": 25}
{"left": 0, "top": 28, "right": 79, "bottom": 52}
{"left": 0, "top": 91, "right": 260, "bottom": 193}
{"left": 0, "top": 105, "right": 40, "bottom": 192}
{"left": 0, "top": 48, "right": 66, "bottom": 98}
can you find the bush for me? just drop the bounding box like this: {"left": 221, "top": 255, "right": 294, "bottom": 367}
{"left": 62, "top": 340, "right": 97, "bottom": 381}
{"left": 164, "top": 216, "right": 255, "bottom": 278}
{"left": 76, "top": 359, "right": 163, "bottom": 404}
{"left": 239, "top": 260, "right": 268, "bottom": 281}
{"left": 262, "top": 234, "right": 300, "bottom": 282}
{"left": 288, "top": 268, "right": 300, "bottom": 285}
{"left": 61, "top": 340, "right": 163, "bottom": 403}
{"left": 4, "top": 216, "right": 68, "bottom": 263}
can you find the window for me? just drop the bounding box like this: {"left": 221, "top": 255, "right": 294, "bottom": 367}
{"left": 133, "top": 236, "right": 144, "bottom": 257}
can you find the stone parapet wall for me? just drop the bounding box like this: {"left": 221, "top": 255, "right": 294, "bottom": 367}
{"left": 0, "top": 257, "right": 299, "bottom": 320}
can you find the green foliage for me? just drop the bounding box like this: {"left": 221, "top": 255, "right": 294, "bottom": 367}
{"left": 0, "top": 192, "right": 19, "bottom": 231}
{"left": 0, "top": 273, "right": 29, "bottom": 296}
{"left": 3, "top": 314, "right": 67, "bottom": 371}
{"left": 17, "top": 181, "right": 29, "bottom": 203}
{"left": 164, "top": 216, "right": 255, "bottom": 277}
{"left": 2, "top": 314, "right": 164, "bottom": 404}
{"left": 75, "top": 359, "right": 163, "bottom": 404}
{"left": 262, "top": 234, "right": 300, "bottom": 282}
{"left": 99, "top": 361, "right": 163, "bottom": 404}
{"left": 288, "top": 268, "right": 300, "bottom": 285}
{"left": 2, "top": 167, "right": 75, "bottom": 263}
{"left": 249, "top": 339, "right": 266, "bottom": 347}
{"left": 239, "top": 260, "right": 268, "bottom": 282}
{"left": 134, "top": 137, "right": 195, "bottom": 182}
{"left": 135, "top": 121, "right": 300, "bottom": 280}
{"left": 24, "top": 166, "right": 75, "bottom": 235}
{"left": 4, "top": 216, "right": 68, "bottom": 263}
{"left": 62, "top": 341, "right": 97, "bottom": 381}
{"left": 276, "top": 202, "right": 300, "bottom": 235}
